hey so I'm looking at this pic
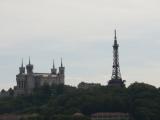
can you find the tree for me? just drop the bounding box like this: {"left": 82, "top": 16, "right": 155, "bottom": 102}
{"left": 8, "top": 88, "right": 14, "bottom": 96}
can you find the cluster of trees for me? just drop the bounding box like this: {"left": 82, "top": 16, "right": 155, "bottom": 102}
{"left": 0, "top": 83, "right": 160, "bottom": 120}
{"left": 0, "top": 88, "right": 14, "bottom": 97}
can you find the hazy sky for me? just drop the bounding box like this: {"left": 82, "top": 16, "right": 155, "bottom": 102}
{"left": 0, "top": 0, "right": 160, "bottom": 90}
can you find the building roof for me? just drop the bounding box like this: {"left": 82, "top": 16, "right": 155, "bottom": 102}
{"left": 34, "top": 73, "right": 50, "bottom": 75}
{"left": 33, "top": 73, "right": 57, "bottom": 77}
{"left": 91, "top": 112, "right": 129, "bottom": 117}
{"left": 73, "top": 112, "right": 84, "bottom": 117}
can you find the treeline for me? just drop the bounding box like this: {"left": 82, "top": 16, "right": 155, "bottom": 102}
{"left": 0, "top": 83, "right": 160, "bottom": 120}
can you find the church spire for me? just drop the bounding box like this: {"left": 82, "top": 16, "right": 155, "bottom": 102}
{"left": 61, "top": 58, "right": 63, "bottom": 67}
{"left": 21, "top": 58, "right": 24, "bottom": 67}
{"left": 19, "top": 58, "right": 25, "bottom": 74}
{"left": 59, "top": 57, "right": 65, "bottom": 75}
{"left": 29, "top": 56, "right": 31, "bottom": 65}
{"left": 53, "top": 59, "right": 55, "bottom": 68}
{"left": 26, "top": 56, "right": 33, "bottom": 74}
{"left": 51, "top": 59, "right": 57, "bottom": 74}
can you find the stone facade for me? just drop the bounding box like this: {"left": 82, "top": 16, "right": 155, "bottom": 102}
{"left": 14, "top": 59, "right": 65, "bottom": 96}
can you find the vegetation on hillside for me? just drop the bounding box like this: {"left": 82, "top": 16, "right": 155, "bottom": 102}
{"left": 0, "top": 83, "right": 160, "bottom": 120}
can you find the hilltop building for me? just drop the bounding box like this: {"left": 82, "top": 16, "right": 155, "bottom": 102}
{"left": 78, "top": 82, "right": 101, "bottom": 89}
{"left": 14, "top": 58, "right": 65, "bottom": 96}
{"left": 91, "top": 112, "right": 129, "bottom": 120}
{"left": 108, "top": 30, "right": 125, "bottom": 87}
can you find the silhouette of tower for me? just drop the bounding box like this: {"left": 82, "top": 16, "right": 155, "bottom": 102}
{"left": 58, "top": 58, "right": 65, "bottom": 84}
{"left": 51, "top": 59, "right": 57, "bottom": 74}
{"left": 26, "top": 57, "right": 33, "bottom": 74}
{"left": 19, "top": 59, "right": 25, "bottom": 74}
{"left": 59, "top": 58, "right": 65, "bottom": 75}
{"left": 108, "top": 30, "right": 125, "bottom": 87}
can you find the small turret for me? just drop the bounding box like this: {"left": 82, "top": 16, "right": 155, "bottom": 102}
{"left": 26, "top": 57, "right": 33, "bottom": 74}
{"left": 19, "top": 59, "right": 25, "bottom": 74}
{"left": 51, "top": 59, "right": 57, "bottom": 74}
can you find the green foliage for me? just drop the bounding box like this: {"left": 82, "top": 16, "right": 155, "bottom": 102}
{"left": 8, "top": 88, "right": 14, "bottom": 96}
{"left": 0, "top": 83, "right": 160, "bottom": 120}
{"left": 128, "top": 83, "right": 160, "bottom": 120}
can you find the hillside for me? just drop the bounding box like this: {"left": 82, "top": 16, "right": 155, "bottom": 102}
{"left": 0, "top": 83, "right": 160, "bottom": 120}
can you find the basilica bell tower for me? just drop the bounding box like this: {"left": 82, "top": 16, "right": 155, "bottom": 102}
{"left": 26, "top": 57, "right": 33, "bottom": 74}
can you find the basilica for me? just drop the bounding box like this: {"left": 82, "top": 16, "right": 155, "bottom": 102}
{"left": 14, "top": 58, "right": 65, "bottom": 96}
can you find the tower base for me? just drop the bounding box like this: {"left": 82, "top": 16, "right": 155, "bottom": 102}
{"left": 108, "top": 79, "right": 125, "bottom": 87}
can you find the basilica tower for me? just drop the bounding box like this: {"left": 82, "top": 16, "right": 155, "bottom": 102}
{"left": 26, "top": 57, "right": 33, "bottom": 74}
{"left": 58, "top": 58, "right": 65, "bottom": 84}
{"left": 19, "top": 59, "right": 25, "bottom": 74}
{"left": 51, "top": 59, "right": 57, "bottom": 74}
{"left": 59, "top": 58, "right": 65, "bottom": 74}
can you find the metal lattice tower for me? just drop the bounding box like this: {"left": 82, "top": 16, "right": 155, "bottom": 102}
{"left": 108, "top": 30, "right": 125, "bottom": 87}
{"left": 111, "top": 30, "right": 122, "bottom": 80}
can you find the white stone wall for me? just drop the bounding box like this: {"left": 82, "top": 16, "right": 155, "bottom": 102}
{"left": 15, "top": 71, "right": 65, "bottom": 95}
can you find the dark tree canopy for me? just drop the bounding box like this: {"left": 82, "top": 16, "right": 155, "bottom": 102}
{"left": 0, "top": 82, "right": 160, "bottom": 120}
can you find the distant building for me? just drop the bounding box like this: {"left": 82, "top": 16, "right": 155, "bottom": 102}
{"left": 73, "top": 112, "right": 84, "bottom": 117}
{"left": 0, "top": 114, "right": 20, "bottom": 120}
{"left": 91, "top": 112, "right": 129, "bottom": 120}
{"left": 14, "top": 58, "right": 65, "bottom": 96}
{"left": 78, "top": 82, "right": 101, "bottom": 89}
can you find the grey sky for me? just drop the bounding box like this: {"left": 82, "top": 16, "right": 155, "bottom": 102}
{"left": 0, "top": 0, "right": 160, "bottom": 89}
